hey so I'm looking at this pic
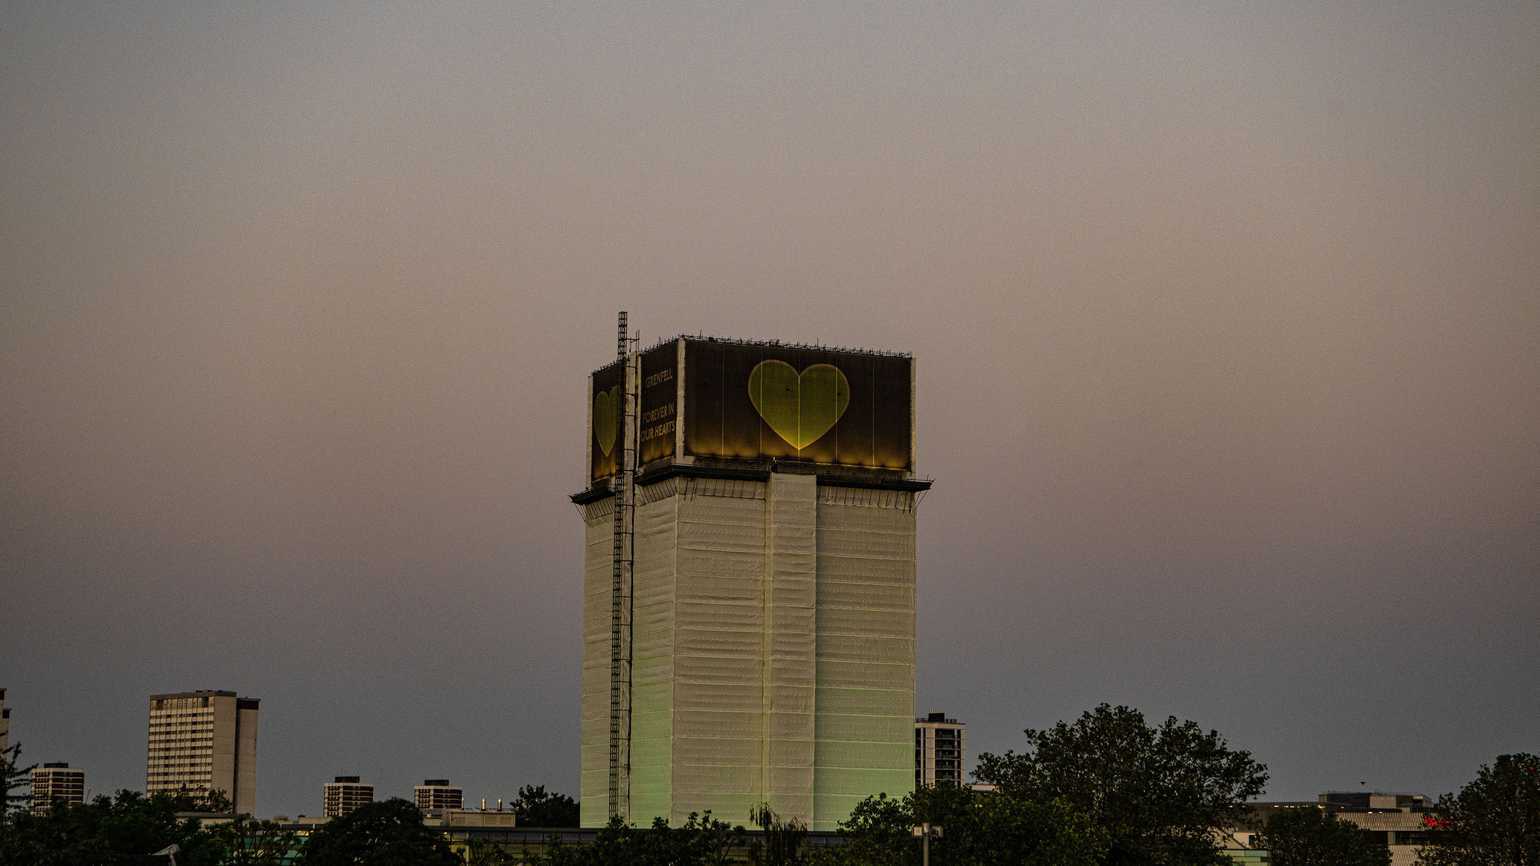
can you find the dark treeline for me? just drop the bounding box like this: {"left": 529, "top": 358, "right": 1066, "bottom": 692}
{"left": 2, "top": 709, "right": 1535, "bottom": 865}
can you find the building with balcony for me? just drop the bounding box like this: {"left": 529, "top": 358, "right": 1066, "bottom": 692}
{"left": 915, "top": 712, "right": 966, "bottom": 788}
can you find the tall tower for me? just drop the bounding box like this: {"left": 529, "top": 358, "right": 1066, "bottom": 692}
{"left": 0, "top": 688, "right": 9, "bottom": 753}
{"left": 145, "top": 690, "right": 259, "bottom": 815}
{"left": 574, "top": 333, "right": 927, "bottom": 830}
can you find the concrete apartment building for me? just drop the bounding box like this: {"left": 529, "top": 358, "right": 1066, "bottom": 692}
{"left": 322, "top": 775, "right": 375, "bottom": 817}
{"left": 30, "top": 763, "right": 86, "bottom": 815}
{"left": 576, "top": 332, "right": 927, "bottom": 830}
{"left": 146, "top": 690, "right": 259, "bottom": 815}
{"left": 915, "top": 712, "right": 966, "bottom": 788}
{"left": 414, "top": 779, "right": 464, "bottom": 815}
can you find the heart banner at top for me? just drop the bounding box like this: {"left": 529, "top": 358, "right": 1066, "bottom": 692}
{"left": 747, "top": 361, "right": 851, "bottom": 451}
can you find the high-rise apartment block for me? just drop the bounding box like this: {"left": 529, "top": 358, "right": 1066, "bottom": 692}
{"left": 0, "top": 688, "right": 10, "bottom": 752}
{"left": 323, "top": 775, "right": 375, "bottom": 817}
{"left": 915, "top": 712, "right": 966, "bottom": 788}
{"left": 146, "top": 690, "right": 259, "bottom": 815}
{"left": 31, "top": 763, "right": 86, "bottom": 815}
{"left": 576, "top": 332, "right": 927, "bottom": 830}
{"left": 414, "top": 779, "right": 464, "bottom": 815}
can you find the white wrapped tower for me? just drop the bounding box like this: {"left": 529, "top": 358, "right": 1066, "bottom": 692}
{"left": 575, "top": 334, "right": 926, "bottom": 831}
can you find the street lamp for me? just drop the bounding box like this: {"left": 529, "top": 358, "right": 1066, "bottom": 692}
{"left": 911, "top": 822, "right": 943, "bottom": 866}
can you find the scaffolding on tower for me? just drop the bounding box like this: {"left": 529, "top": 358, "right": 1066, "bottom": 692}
{"left": 608, "top": 311, "right": 638, "bottom": 821}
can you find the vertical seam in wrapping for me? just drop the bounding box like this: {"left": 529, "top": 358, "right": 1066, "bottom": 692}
{"left": 668, "top": 487, "right": 680, "bottom": 823}
{"left": 761, "top": 475, "right": 773, "bottom": 805}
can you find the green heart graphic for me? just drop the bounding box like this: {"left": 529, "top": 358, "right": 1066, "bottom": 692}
{"left": 593, "top": 385, "right": 619, "bottom": 456}
{"left": 748, "top": 361, "right": 850, "bottom": 451}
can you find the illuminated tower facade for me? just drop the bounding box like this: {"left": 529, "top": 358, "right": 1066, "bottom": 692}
{"left": 574, "top": 334, "right": 927, "bottom": 830}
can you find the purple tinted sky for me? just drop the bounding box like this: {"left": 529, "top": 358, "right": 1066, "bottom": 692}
{"left": 2, "top": 2, "right": 1536, "bottom": 817}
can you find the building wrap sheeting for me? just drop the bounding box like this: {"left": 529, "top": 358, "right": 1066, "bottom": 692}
{"left": 580, "top": 497, "right": 616, "bottom": 825}
{"left": 629, "top": 481, "right": 679, "bottom": 823}
{"left": 814, "top": 487, "right": 917, "bottom": 829}
{"left": 673, "top": 477, "right": 768, "bottom": 823}
{"left": 580, "top": 478, "right": 918, "bottom": 830}
{"left": 763, "top": 474, "right": 817, "bottom": 823}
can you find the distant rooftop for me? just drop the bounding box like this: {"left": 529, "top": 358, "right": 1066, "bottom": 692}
{"left": 149, "top": 689, "right": 238, "bottom": 699}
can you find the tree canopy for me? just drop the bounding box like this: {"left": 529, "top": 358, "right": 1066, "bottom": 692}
{"left": 1, "top": 741, "right": 35, "bottom": 835}
{"left": 1419, "top": 752, "right": 1540, "bottom": 866}
{"left": 513, "top": 784, "right": 581, "bottom": 828}
{"left": 0, "top": 789, "right": 227, "bottom": 866}
{"left": 1253, "top": 807, "right": 1390, "bottom": 866}
{"left": 210, "top": 814, "right": 301, "bottom": 866}
{"left": 541, "top": 812, "right": 743, "bottom": 866}
{"left": 301, "top": 797, "right": 459, "bottom": 866}
{"left": 814, "top": 784, "right": 1104, "bottom": 866}
{"left": 974, "top": 703, "right": 1268, "bottom": 866}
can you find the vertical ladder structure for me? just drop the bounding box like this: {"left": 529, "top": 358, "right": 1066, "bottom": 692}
{"left": 608, "top": 311, "right": 638, "bottom": 821}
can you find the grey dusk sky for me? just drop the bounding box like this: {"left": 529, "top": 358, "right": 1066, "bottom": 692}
{"left": 2, "top": 1, "right": 1536, "bottom": 817}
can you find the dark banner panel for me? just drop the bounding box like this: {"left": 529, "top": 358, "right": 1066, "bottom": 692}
{"left": 639, "top": 341, "right": 678, "bottom": 466}
{"left": 589, "top": 361, "right": 622, "bottom": 482}
{"left": 683, "top": 340, "right": 912, "bottom": 470}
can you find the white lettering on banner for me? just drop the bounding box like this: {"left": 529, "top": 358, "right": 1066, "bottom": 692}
{"left": 642, "top": 419, "right": 676, "bottom": 442}
{"left": 641, "top": 403, "right": 675, "bottom": 424}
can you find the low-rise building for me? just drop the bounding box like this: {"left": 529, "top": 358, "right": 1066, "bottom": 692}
{"left": 1240, "top": 791, "right": 1441, "bottom": 866}
{"left": 1321, "top": 792, "right": 1438, "bottom": 866}
{"left": 435, "top": 808, "right": 518, "bottom": 829}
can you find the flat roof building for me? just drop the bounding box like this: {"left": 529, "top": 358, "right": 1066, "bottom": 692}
{"left": 1240, "top": 792, "right": 1441, "bottom": 866}
{"left": 415, "top": 779, "right": 464, "bottom": 816}
{"left": 576, "top": 331, "right": 929, "bottom": 830}
{"left": 146, "top": 690, "right": 259, "bottom": 815}
{"left": 31, "top": 763, "right": 86, "bottom": 816}
{"left": 915, "top": 712, "right": 966, "bottom": 788}
{"left": 322, "top": 775, "right": 374, "bottom": 817}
